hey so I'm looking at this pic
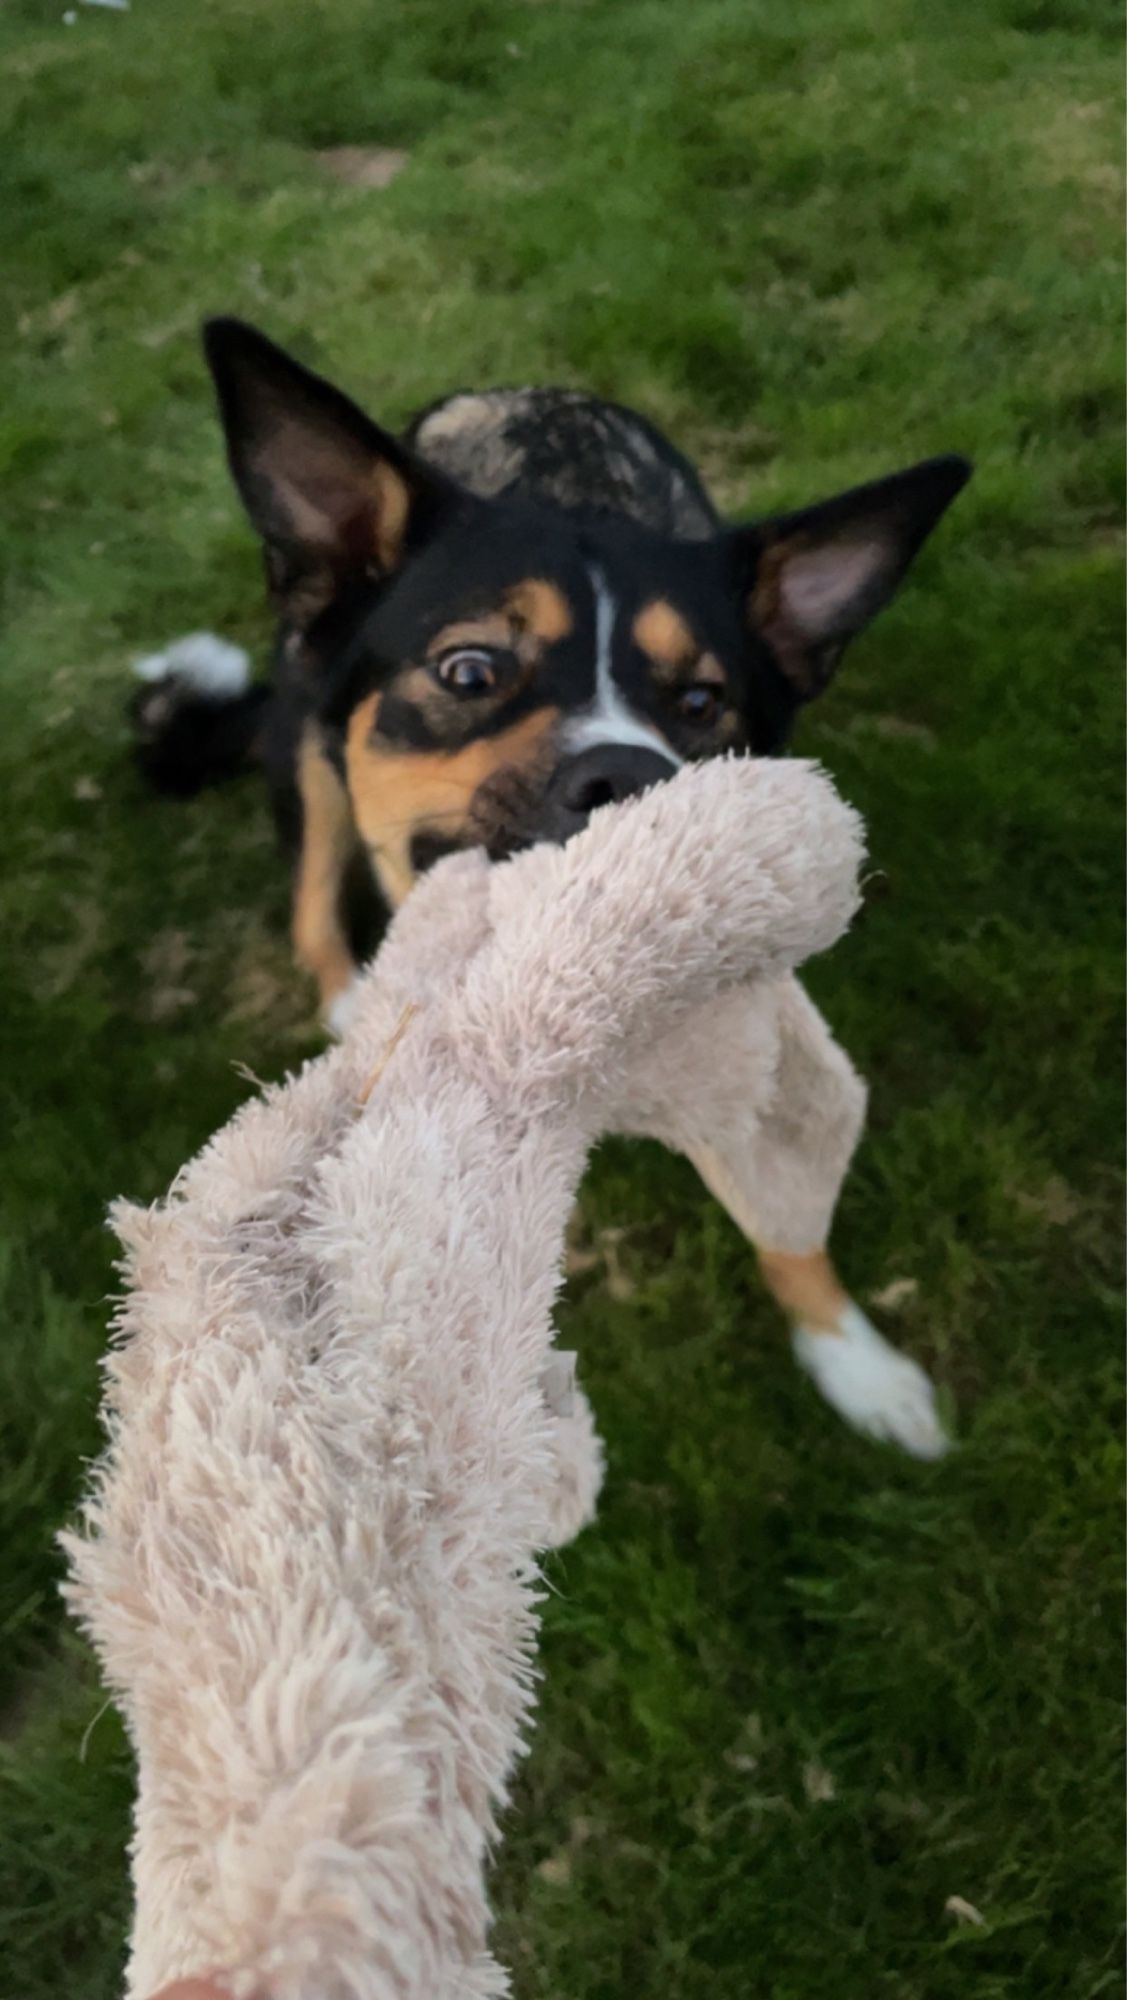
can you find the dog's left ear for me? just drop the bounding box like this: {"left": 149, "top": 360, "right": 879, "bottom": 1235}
{"left": 732, "top": 454, "right": 972, "bottom": 699}
{"left": 202, "top": 317, "right": 461, "bottom": 628}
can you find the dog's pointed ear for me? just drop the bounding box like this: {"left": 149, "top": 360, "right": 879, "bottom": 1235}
{"left": 202, "top": 318, "right": 456, "bottom": 627}
{"left": 732, "top": 454, "right": 972, "bottom": 699}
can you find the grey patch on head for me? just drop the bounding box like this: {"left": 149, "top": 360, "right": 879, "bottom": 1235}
{"left": 405, "top": 387, "right": 719, "bottom": 540}
{"left": 407, "top": 391, "right": 539, "bottom": 497}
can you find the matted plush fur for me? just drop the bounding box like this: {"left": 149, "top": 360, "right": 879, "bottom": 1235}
{"left": 63, "top": 757, "right": 864, "bottom": 2000}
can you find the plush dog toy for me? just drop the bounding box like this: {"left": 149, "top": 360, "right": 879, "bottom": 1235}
{"left": 64, "top": 756, "right": 923, "bottom": 2000}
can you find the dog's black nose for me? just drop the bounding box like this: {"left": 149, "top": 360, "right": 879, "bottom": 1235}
{"left": 544, "top": 744, "right": 677, "bottom": 840}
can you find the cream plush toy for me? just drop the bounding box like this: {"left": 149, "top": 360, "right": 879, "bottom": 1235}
{"left": 63, "top": 755, "right": 945, "bottom": 2000}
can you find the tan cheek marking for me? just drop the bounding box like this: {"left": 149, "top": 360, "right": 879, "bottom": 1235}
{"left": 757, "top": 1247, "right": 850, "bottom": 1333}
{"left": 505, "top": 578, "right": 574, "bottom": 645}
{"left": 346, "top": 695, "right": 560, "bottom": 906}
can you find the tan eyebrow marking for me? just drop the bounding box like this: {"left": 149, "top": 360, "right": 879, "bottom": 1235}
{"left": 424, "top": 611, "right": 513, "bottom": 659}
{"left": 633, "top": 599, "right": 727, "bottom": 690}
{"left": 503, "top": 577, "right": 574, "bottom": 645}
{"left": 422, "top": 579, "right": 574, "bottom": 672}
{"left": 633, "top": 598, "right": 698, "bottom": 671}
{"left": 688, "top": 654, "right": 726, "bottom": 687}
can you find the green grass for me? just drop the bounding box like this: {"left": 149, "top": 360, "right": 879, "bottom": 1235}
{"left": 0, "top": 0, "right": 1123, "bottom": 1993}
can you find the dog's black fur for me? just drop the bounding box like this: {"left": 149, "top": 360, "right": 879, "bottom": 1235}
{"left": 135, "top": 319, "right": 970, "bottom": 1008}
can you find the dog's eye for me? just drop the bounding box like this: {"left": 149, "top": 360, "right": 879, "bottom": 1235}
{"left": 677, "top": 684, "right": 721, "bottom": 726}
{"left": 434, "top": 648, "right": 497, "bottom": 695}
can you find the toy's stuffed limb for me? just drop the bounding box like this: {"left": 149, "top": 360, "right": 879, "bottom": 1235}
{"left": 675, "top": 980, "right": 867, "bottom": 1256}
{"left": 625, "top": 979, "right": 950, "bottom": 1460}
{"left": 146, "top": 1983, "right": 233, "bottom": 2000}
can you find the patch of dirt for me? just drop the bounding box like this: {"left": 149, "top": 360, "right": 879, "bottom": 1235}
{"left": 599, "top": 1227, "right": 637, "bottom": 1301}
{"left": 944, "top": 1893, "right": 987, "bottom": 1929}
{"left": 802, "top": 1760, "right": 836, "bottom": 1804}
{"left": 868, "top": 1276, "right": 919, "bottom": 1313}
{"left": 856, "top": 714, "right": 939, "bottom": 751}
{"left": 564, "top": 1217, "right": 637, "bottom": 1298}
{"left": 17, "top": 290, "right": 79, "bottom": 339}
{"left": 1014, "top": 1175, "right": 1080, "bottom": 1227}
{"left": 533, "top": 1812, "right": 600, "bottom": 1886}
{"left": 225, "top": 957, "right": 297, "bottom": 1027}
{"left": 316, "top": 146, "right": 409, "bottom": 190}
{"left": 222, "top": 917, "right": 311, "bottom": 1038}
{"left": 33, "top": 897, "right": 105, "bottom": 1001}
{"left": 535, "top": 1852, "right": 572, "bottom": 1885}
{"left": 724, "top": 1712, "right": 765, "bottom": 1774}
{"left": 689, "top": 422, "right": 782, "bottom": 511}
{"left": 1023, "top": 94, "right": 1121, "bottom": 206}
{"left": 136, "top": 309, "right": 200, "bottom": 351}
{"left": 139, "top": 928, "right": 197, "bottom": 1022}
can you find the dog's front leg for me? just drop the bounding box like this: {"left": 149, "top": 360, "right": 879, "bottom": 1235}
{"left": 291, "top": 725, "right": 363, "bottom": 1033}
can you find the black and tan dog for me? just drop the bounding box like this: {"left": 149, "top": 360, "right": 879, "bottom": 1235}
{"left": 135, "top": 317, "right": 969, "bottom": 1455}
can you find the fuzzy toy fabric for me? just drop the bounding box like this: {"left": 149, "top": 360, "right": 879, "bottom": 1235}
{"left": 63, "top": 757, "right": 865, "bottom": 2000}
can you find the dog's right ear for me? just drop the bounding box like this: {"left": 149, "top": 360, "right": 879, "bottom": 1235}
{"left": 202, "top": 318, "right": 457, "bottom": 627}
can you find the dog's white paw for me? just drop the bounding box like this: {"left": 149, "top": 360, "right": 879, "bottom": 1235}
{"left": 325, "top": 976, "right": 366, "bottom": 1039}
{"left": 792, "top": 1303, "right": 950, "bottom": 1460}
{"left": 133, "top": 631, "right": 251, "bottom": 698}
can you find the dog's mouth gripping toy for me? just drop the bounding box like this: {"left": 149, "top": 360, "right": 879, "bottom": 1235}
{"left": 65, "top": 757, "right": 877, "bottom": 2000}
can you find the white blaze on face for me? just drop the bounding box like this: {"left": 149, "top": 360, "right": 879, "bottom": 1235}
{"left": 562, "top": 567, "right": 683, "bottom": 765}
